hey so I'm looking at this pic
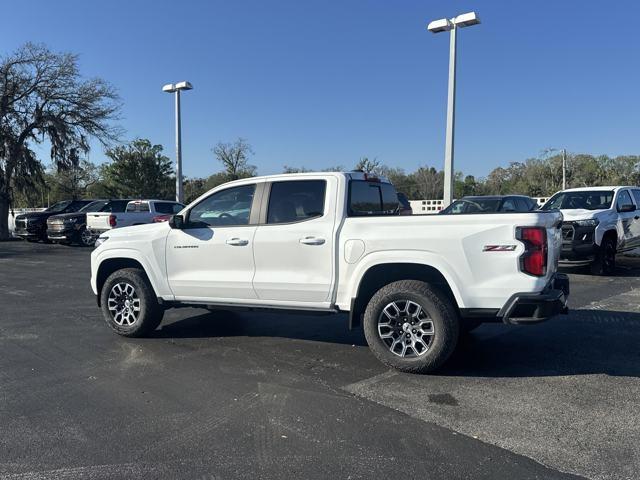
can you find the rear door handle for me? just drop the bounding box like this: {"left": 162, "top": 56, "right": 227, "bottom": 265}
{"left": 299, "top": 236, "right": 325, "bottom": 245}
{"left": 226, "top": 238, "right": 249, "bottom": 246}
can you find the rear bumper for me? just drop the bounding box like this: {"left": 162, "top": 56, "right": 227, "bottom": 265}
{"left": 498, "top": 273, "right": 570, "bottom": 324}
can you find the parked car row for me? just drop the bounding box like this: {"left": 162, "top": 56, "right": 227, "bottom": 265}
{"left": 14, "top": 199, "right": 184, "bottom": 246}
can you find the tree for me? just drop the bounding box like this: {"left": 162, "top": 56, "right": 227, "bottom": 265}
{"left": 101, "top": 139, "right": 174, "bottom": 199}
{"left": 0, "top": 43, "right": 120, "bottom": 239}
{"left": 183, "top": 177, "right": 208, "bottom": 203}
{"left": 212, "top": 138, "right": 256, "bottom": 180}
{"left": 48, "top": 158, "right": 99, "bottom": 200}
{"left": 283, "top": 165, "right": 312, "bottom": 173}
{"left": 354, "top": 157, "right": 383, "bottom": 174}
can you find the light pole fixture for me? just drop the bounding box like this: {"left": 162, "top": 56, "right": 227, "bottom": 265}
{"left": 427, "top": 12, "right": 480, "bottom": 207}
{"left": 162, "top": 81, "right": 193, "bottom": 204}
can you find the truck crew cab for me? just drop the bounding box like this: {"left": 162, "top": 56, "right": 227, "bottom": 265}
{"left": 91, "top": 172, "right": 569, "bottom": 373}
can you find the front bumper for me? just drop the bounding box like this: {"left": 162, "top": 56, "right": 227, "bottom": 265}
{"left": 14, "top": 228, "right": 43, "bottom": 239}
{"left": 498, "top": 273, "right": 570, "bottom": 325}
{"left": 560, "top": 222, "right": 597, "bottom": 264}
{"left": 47, "top": 227, "right": 76, "bottom": 241}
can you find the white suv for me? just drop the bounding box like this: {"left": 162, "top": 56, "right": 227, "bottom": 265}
{"left": 542, "top": 186, "right": 640, "bottom": 274}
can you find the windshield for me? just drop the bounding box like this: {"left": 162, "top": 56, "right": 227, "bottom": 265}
{"left": 45, "top": 201, "right": 73, "bottom": 213}
{"left": 441, "top": 198, "right": 502, "bottom": 214}
{"left": 80, "top": 201, "right": 109, "bottom": 213}
{"left": 541, "top": 191, "right": 614, "bottom": 211}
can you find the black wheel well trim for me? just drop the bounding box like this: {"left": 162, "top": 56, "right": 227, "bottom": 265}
{"left": 96, "top": 258, "right": 150, "bottom": 306}
{"left": 348, "top": 262, "right": 459, "bottom": 330}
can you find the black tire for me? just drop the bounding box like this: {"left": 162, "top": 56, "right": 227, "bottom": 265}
{"left": 76, "top": 227, "right": 95, "bottom": 247}
{"left": 363, "top": 280, "right": 459, "bottom": 374}
{"left": 100, "top": 268, "right": 164, "bottom": 337}
{"left": 591, "top": 236, "right": 616, "bottom": 275}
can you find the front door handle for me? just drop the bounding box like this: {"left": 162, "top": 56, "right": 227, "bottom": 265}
{"left": 299, "top": 236, "right": 325, "bottom": 245}
{"left": 226, "top": 238, "right": 249, "bottom": 246}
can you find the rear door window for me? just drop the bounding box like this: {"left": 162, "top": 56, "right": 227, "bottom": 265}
{"left": 267, "top": 180, "right": 326, "bottom": 224}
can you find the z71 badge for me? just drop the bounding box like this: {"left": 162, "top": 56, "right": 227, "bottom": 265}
{"left": 483, "top": 245, "right": 517, "bottom": 252}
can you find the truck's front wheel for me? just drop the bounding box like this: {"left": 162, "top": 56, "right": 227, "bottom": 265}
{"left": 100, "top": 268, "right": 164, "bottom": 337}
{"left": 591, "top": 236, "right": 616, "bottom": 275}
{"left": 363, "top": 280, "right": 459, "bottom": 374}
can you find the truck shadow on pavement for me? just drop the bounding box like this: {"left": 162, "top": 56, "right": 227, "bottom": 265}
{"left": 443, "top": 308, "right": 640, "bottom": 378}
{"left": 155, "top": 307, "right": 640, "bottom": 378}
{"left": 155, "top": 309, "right": 369, "bottom": 346}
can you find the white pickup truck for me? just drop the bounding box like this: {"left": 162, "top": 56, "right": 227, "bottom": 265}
{"left": 90, "top": 172, "right": 569, "bottom": 373}
{"left": 542, "top": 186, "right": 640, "bottom": 275}
{"left": 86, "top": 199, "right": 184, "bottom": 239}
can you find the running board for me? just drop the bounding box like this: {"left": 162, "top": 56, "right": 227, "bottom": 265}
{"left": 160, "top": 299, "right": 339, "bottom": 316}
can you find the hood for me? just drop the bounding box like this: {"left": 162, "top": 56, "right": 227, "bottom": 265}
{"left": 101, "top": 222, "right": 169, "bottom": 239}
{"left": 15, "top": 211, "right": 51, "bottom": 221}
{"left": 559, "top": 208, "right": 604, "bottom": 222}
{"left": 48, "top": 212, "right": 87, "bottom": 222}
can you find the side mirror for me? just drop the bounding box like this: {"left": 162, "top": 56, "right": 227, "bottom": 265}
{"left": 169, "top": 214, "right": 185, "bottom": 229}
{"left": 618, "top": 204, "right": 636, "bottom": 213}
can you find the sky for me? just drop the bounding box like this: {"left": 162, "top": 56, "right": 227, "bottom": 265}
{"left": 1, "top": 0, "right": 639, "bottom": 179}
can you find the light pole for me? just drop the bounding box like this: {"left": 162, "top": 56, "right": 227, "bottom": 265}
{"left": 162, "top": 81, "right": 193, "bottom": 204}
{"left": 562, "top": 148, "right": 567, "bottom": 190}
{"left": 427, "top": 12, "right": 480, "bottom": 207}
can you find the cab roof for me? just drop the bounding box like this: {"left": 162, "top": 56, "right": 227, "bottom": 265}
{"left": 561, "top": 186, "right": 635, "bottom": 192}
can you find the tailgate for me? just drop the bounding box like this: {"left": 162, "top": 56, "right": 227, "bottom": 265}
{"left": 87, "top": 212, "right": 112, "bottom": 231}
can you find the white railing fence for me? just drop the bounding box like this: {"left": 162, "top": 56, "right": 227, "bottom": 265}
{"left": 410, "top": 197, "right": 549, "bottom": 214}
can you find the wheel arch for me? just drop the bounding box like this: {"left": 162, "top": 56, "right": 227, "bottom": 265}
{"left": 96, "top": 257, "right": 152, "bottom": 307}
{"left": 348, "top": 262, "right": 459, "bottom": 330}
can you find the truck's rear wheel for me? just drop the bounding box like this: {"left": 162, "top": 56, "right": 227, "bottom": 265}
{"left": 363, "top": 280, "right": 459, "bottom": 374}
{"left": 100, "top": 268, "right": 163, "bottom": 337}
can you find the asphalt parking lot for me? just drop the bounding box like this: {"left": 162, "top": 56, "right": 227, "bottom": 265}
{"left": 1, "top": 241, "right": 639, "bottom": 480}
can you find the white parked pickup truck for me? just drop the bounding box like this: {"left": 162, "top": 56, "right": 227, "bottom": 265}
{"left": 90, "top": 172, "right": 569, "bottom": 373}
{"left": 86, "top": 199, "right": 184, "bottom": 239}
{"left": 541, "top": 186, "right": 640, "bottom": 275}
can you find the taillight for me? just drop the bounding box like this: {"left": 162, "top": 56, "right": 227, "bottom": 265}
{"left": 517, "top": 226, "right": 547, "bottom": 276}
{"left": 109, "top": 215, "right": 117, "bottom": 227}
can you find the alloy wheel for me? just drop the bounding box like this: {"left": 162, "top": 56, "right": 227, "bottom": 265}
{"left": 107, "top": 282, "right": 141, "bottom": 326}
{"left": 80, "top": 228, "right": 95, "bottom": 246}
{"left": 377, "top": 300, "right": 434, "bottom": 357}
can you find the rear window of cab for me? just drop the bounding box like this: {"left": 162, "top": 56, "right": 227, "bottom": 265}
{"left": 348, "top": 181, "right": 399, "bottom": 216}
